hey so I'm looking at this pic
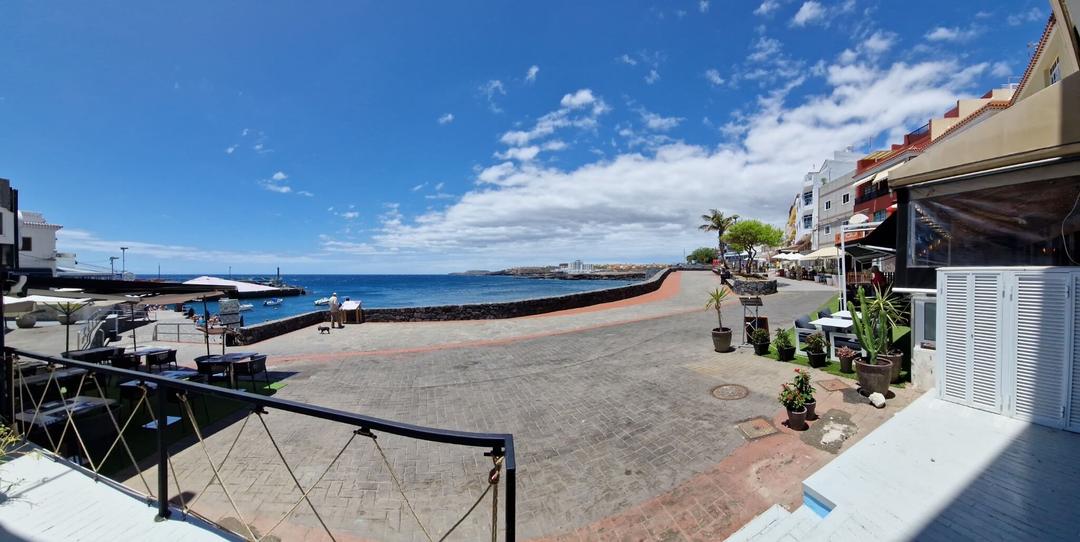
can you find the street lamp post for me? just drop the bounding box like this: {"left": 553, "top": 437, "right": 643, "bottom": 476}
{"left": 120, "top": 247, "right": 128, "bottom": 276}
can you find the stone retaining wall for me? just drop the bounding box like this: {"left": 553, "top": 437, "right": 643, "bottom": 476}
{"left": 731, "top": 278, "right": 778, "bottom": 296}
{"left": 234, "top": 268, "right": 675, "bottom": 343}
{"left": 362, "top": 268, "right": 673, "bottom": 322}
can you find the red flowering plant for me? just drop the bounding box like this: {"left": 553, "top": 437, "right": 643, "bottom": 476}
{"left": 777, "top": 383, "right": 806, "bottom": 412}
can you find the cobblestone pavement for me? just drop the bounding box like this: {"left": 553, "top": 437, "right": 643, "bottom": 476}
{"left": 67, "top": 272, "right": 909, "bottom": 541}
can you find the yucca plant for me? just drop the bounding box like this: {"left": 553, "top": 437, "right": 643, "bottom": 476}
{"left": 846, "top": 285, "right": 902, "bottom": 365}
{"left": 705, "top": 287, "right": 730, "bottom": 330}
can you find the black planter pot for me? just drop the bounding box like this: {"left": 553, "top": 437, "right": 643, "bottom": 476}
{"left": 804, "top": 399, "right": 817, "bottom": 420}
{"left": 777, "top": 346, "right": 796, "bottom": 361}
{"left": 807, "top": 351, "right": 828, "bottom": 368}
{"left": 856, "top": 357, "right": 893, "bottom": 396}
{"left": 786, "top": 407, "right": 808, "bottom": 431}
{"left": 839, "top": 355, "right": 856, "bottom": 374}
{"left": 711, "top": 327, "right": 733, "bottom": 353}
{"left": 753, "top": 342, "right": 771, "bottom": 356}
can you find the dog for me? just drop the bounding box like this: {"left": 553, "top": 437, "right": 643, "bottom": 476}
{"left": 318, "top": 325, "right": 331, "bottom": 334}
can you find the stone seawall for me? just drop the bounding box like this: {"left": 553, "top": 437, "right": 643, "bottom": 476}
{"left": 235, "top": 268, "right": 675, "bottom": 343}
{"left": 731, "top": 278, "right": 778, "bottom": 296}
{"left": 236, "top": 310, "right": 328, "bottom": 345}
{"left": 361, "top": 268, "right": 673, "bottom": 322}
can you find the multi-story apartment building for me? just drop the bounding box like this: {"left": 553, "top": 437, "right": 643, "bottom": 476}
{"left": 815, "top": 170, "right": 857, "bottom": 250}
{"left": 787, "top": 149, "right": 859, "bottom": 251}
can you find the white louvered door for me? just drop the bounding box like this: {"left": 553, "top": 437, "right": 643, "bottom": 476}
{"left": 1069, "top": 275, "right": 1080, "bottom": 433}
{"left": 1010, "top": 272, "right": 1069, "bottom": 428}
{"left": 970, "top": 273, "right": 1003, "bottom": 412}
{"left": 939, "top": 272, "right": 973, "bottom": 405}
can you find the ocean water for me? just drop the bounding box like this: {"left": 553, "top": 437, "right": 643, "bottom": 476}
{"left": 148, "top": 274, "right": 640, "bottom": 325}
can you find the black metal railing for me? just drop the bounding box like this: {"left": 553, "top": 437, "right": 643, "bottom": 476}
{"left": 854, "top": 185, "right": 890, "bottom": 206}
{"left": 3, "top": 347, "right": 517, "bottom": 541}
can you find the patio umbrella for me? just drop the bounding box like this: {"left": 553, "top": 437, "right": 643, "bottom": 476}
{"left": 35, "top": 297, "right": 94, "bottom": 353}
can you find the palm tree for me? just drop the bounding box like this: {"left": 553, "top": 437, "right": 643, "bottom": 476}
{"left": 699, "top": 209, "right": 739, "bottom": 261}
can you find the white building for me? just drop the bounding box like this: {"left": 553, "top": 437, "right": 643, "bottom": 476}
{"left": 794, "top": 149, "right": 859, "bottom": 250}
{"left": 815, "top": 170, "right": 857, "bottom": 250}
{"left": 17, "top": 211, "right": 62, "bottom": 276}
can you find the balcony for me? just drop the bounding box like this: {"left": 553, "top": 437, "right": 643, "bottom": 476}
{"left": 854, "top": 185, "right": 890, "bottom": 206}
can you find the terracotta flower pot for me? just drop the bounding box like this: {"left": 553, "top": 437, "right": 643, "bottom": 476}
{"left": 807, "top": 351, "right": 828, "bottom": 368}
{"left": 856, "top": 357, "right": 893, "bottom": 396}
{"left": 711, "top": 327, "right": 733, "bottom": 353}
{"left": 786, "top": 407, "right": 808, "bottom": 431}
{"left": 839, "top": 355, "right": 856, "bottom": 374}
{"left": 878, "top": 351, "right": 904, "bottom": 383}
{"left": 777, "top": 346, "right": 796, "bottom": 361}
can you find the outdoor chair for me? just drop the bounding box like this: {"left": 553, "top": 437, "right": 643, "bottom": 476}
{"left": 145, "top": 351, "right": 172, "bottom": 373}
{"left": 234, "top": 355, "right": 270, "bottom": 392}
{"left": 194, "top": 356, "right": 228, "bottom": 387}
{"left": 110, "top": 352, "right": 141, "bottom": 371}
{"left": 830, "top": 333, "right": 862, "bottom": 361}
{"left": 793, "top": 315, "right": 818, "bottom": 357}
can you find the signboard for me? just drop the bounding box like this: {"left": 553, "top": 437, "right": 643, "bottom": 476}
{"left": 218, "top": 299, "right": 242, "bottom": 328}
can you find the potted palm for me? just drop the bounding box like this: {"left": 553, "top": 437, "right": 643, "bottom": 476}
{"left": 773, "top": 328, "right": 796, "bottom": 361}
{"left": 805, "top": 332, "right": 828, "bottom": 368}
{"left": 836, "top": 346, "right": 858, "bottom": 374}
{"left": 750, "top": 327, "right": 771, "bottom": 355}
{"left": 778, "top": 383, "right": 807, "bottom": 430}
{"left": 793, "top": 368, "right": 816, "bottom": 420}
{"left": 705, "top": 287, "right": 732, "bottom": 352}
{"left": 848, "top": 286, "right": 898, "bottom": 395}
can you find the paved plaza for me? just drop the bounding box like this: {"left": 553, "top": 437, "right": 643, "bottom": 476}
{"left": 9, "top": 272, "right": 920, "bottom": 541}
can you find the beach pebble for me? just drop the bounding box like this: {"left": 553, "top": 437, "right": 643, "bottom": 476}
{"left": 868, "top": 392, "right": 886, "bottom": 408}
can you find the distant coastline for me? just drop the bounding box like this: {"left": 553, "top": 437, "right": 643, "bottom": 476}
{"left": 451, "top": 263, "right": 664, "bottom": 281}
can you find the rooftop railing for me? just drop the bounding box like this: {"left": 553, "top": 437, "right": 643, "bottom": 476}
{"left": 3, "top": 347, "right": 517, "bottom": 541}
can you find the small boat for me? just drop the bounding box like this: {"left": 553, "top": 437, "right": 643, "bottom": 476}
{"left": 314, "top": 297, "right": 330, "bottom": 306}
{"left": 264, "top": 298, "right": 283, "bottom": 307}
{"left": 238, "top": 303, "right": 254, "bottom": 312}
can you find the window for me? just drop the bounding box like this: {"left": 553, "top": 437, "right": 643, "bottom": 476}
{"left": 824, "top": 200, "right": 832, "bottom": 210}
{"left": 20, "top": 237, "right": 31, "bottom": 251}
{"left": 873, "top": 209, "right": 886, "bottom": 222}
{"left": 912, "top": 297, "right": 936, "bottom": 349}
{"left": 802, "top": 192, "right": 813, "bottom": 205}
{"left": 1049, "top": 58, "right": 1062, "bottom": 85}
{"left": 824, "top": 225, "right": 831, "bottom": 235}
{"left": 802, "top": 215, "right": 813, "bottom": 229}
{"left": 842, "top": 193, "right": 850, "bottom": 204}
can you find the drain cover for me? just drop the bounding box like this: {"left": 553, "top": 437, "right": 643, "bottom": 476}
{"left": 711, "top": 384, "right": 749, "bottom": 400}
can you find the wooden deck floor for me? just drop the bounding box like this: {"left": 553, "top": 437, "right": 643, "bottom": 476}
{"left": 0, "top": 447, "right": 241, "bottom": 541}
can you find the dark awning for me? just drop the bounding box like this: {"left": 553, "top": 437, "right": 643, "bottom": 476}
{"left": 845, "top": 213, "right": 896, "bottom": 262}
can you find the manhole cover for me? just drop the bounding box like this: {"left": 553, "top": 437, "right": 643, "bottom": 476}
{"left": 737, "top": 417, "right": 777, "bottom": 439}
{"left": 711, "top": 384, "right": 749, "bottom": 400}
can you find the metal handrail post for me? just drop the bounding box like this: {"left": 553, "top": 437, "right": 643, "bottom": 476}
{"left": 156, "top": 383, "right": 171, "bottom": 520}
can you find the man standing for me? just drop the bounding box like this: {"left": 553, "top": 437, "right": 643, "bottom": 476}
{"left": 329, "top": 292, "right": 342, "bottom": 329}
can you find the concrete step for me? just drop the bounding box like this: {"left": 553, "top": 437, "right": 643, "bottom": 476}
{"left": 724, "top": 504, "right": 790, "bottom": 542}
{"left": 740, "top": 505, "right": 823, "bottom": 542}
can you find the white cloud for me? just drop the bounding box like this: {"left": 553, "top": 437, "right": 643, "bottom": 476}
{"left": 225, "top": 145, "right": 237, "bottom": 155}
{"left": 368, "top": 58, "right": 987, "bottom": 264}
{"left": 495, "top": 146, "right": 541, "bottom": 162}
{"left": 699, "top": 0, "right": 709, "bottom": 13}
{"left": 272, "top": 171, "right": 288, "bottom": 181}
{"left": 480, "top": 80, "right": 507, "bottom": 113}
{"left": 990, "top": 61, "right": 1012, "bottom": 78}
{"left": 645, "top": 69, "right": 661, "bottom": 84}
{"left": 791, "top": 1, "right": 826, "bottom": 26}
{"left": 754, "top": 0, "right": 780, "bottom": 15}
{"left": 262, "top": 183, "right": 291, "bottom": 194}
{"left": 863, "top": 31, "right": 895, "bottom": 55}
{"left": 1007, "top": 7, "right": 1044, "bottom": 26}
{"left": 297, "top": 190, "right": 314, "bottom": 197}
{"left": 241, "top": 128, "right": 250, "bottom": 137}
{"left": 412, "top": 183, "right": 427, "bottom": 191}
{"left": 58, "top": 229, "right": 324, "bottom": 266}
{"left": 438, "top": 113, "right": 455, "bottom": 124}
{"left": 525, "top": 65, "right": 539, "bottom": 83}
{"left": 838, "top": 30, "right": 896, "bottom": 65}
{"left": 925, "top": 25, "right": 981, "bottom": 42}
{"left": 616, "top": 54, "right": 638, "bottom": 66}
{"left": 435, "top": 182, "right": 445, "bottom": 191}
{"left": 748, "top": 36, "right": 782, "bottom": 62}
{"left": 500, "top": 89, "right": 610, "bottom": 146}
{"left": 639, "top": 109, "right": 684, "bottom": 131}
{"left": 705, "top": 69, "right": 726, "bottom": 86}
{"left": 341, "top": 211, "right": 359, "bottom": 220}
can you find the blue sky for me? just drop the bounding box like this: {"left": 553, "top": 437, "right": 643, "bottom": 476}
{"left": 0, "top": 0, "right": 1051, "bottom": 273}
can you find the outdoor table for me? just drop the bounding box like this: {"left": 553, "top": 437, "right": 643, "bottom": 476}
{"left": 66, "top": 346, "right": 124, "bottom": 364}
{"left": 200, "top": 352, "right": 257, "bottom": 389}
{"left": 119, "top": 369, "right": 199, "bottom": 402}
{"left": 14, "top": 396, "right": 116, "bottom": 428}
{"left": 833, "top": 310, "right": 853, "bottom": 319}
{"left": 12, "top": 358, "right": 48, "bottom": 376}
{"left": 809, "top": 317, "right": 854, "bottom": 330}
{"left": 123, "top": 347, "right": 175, "bottom": 371}
{"left": 17, "top": 367, "right": 89, "bottom": 388}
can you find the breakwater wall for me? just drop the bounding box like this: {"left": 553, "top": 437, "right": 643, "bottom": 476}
{"left": 235, "top": 268, "right": 674, "bottom": 343}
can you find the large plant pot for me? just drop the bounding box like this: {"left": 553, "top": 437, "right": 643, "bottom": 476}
{"left": 839, "top": 355, "right": 856, "bottom": 374}
{"left": 15, "top": 314, "right": 37, "bottom": 329}
{"left": 805, "top": 399, "right": 817, "bottom": 420}
{"left": 879, "top": 351, "right": 903, "bottom": 383}
{"left": 785, "top": 407, "right": 808, "bottom": 431}
{"left": 753, "top": 342, "right": 771, "bottom": 356}
{"left": 856, "top": 358, "right": 893, "bottom": 396}
{"left": 777, "top": 346, "right": 796, "bottom": 361}
{"left": 711, "top": 327, "right": 733, "bottom": 353}
{"left": 807, "top": 352, "right": 828, "bottom": 368}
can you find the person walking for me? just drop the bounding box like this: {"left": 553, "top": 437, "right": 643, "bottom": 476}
{"left": 329, "top": 292, "right": 342, "bottom": 329}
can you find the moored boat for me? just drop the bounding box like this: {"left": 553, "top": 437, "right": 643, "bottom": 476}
{"left": 238, "top": 303, "right": 254, "bottom": 312}
{"left": 314, "top": 297, "right": 330, "bottom": 306}
{"left": 264, "top": 298, "right": 283, "bottom": 307}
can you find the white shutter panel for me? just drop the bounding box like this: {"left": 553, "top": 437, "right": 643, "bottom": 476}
{"left": 1069, "top": 274, "right": 1080, "bottom": 433}
{"left": 970, "top": 273, "right": 1002, "bottom": 412}
{"left": 1013, "top": 273, "right": 1068, "bottom": 426}
{"left": 940, "top": 272, "right": 971, "bottom": 404}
